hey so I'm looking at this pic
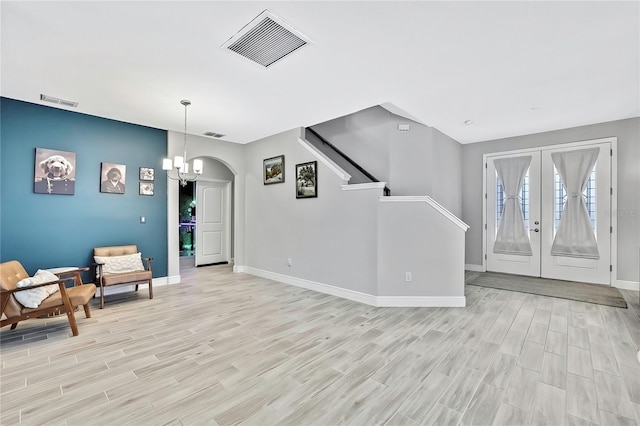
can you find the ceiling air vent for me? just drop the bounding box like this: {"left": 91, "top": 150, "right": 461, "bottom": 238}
{"left": 204, "top": 132, "right": 225, "bottom": 138}
{"left": 40, "top": 94, "right": 78, "bottom": 108}
{"left": 222, "top": 10, "right": 310, "bottom": 68}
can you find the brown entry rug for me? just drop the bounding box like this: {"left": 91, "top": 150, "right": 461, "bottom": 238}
{"left": 466, "top": 271, "right": 627, "bottom": 308}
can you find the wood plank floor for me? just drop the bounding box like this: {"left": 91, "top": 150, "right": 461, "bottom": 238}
{"left": 1, "top": 264, "right": 639, "bottom": 426}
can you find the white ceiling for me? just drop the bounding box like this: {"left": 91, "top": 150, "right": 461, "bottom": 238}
{"left": 2, "top": 1, "right": 638, "bottom": 145}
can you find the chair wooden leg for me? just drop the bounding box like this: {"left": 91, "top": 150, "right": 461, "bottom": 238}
{"left": 100, "top": 285, "right": 105, "bottom": 309}
{"left": 135, "top": 284, "right": 139, "bottom": 292}
{"left": 10, "top": 323, "right": 18, "bottom": 330}
{"left": 59, "top": 284, "right": 79, "bottom": 336}
{"left": 66, "top": 310, "right": 79, "bottom": 336}
{"left": 83, "top": 303, "right": 92, "bottom": 318}
{"left": 148, "top": 279, "right": 153, "bottom": 299}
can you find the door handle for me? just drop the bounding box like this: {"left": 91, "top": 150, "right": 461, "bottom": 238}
{"left": 534, "top": 221, "right": 540, "bottom": 225}
{"left": 531, "top": 228, "right": 540, "bottom": 232}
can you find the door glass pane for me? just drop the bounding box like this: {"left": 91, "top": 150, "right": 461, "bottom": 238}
{"left": 554, "top": 165, "right": 596, "bottom": 232}
{"left": 496, "top": 171, "right": 529, "bottom": 231}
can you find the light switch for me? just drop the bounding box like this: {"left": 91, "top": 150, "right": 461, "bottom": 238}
{"left": 140, "top": 216, "right": 146, "bottom": 224}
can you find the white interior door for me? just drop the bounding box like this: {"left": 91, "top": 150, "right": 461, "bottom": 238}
{"left": 486, "top": 141, "right": 612, "bottom": 285}
{"left": 196, "top": 181, "right": 230, "bottom": 266}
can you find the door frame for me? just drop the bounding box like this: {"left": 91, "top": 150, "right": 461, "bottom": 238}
{"left": 482, "top": 137, "right": 618, "bottom": 284}
{"left": 195, "top": 178, "right": 232, "bottom": 267}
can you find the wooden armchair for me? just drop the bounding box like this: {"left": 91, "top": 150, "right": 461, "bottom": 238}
{"left": 0, "top": 260, "right": 96, "bottom": 336}
{"left": 93, "top": 245, "right": 153, "bottom": 309}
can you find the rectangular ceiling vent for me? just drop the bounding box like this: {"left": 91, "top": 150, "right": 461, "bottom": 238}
{"left": 204, "top": 131, "right": 225, "bottom": 138}
{"left": 222, "top": 10, "right": 310, "bottom": 68}
{"left": 40, "top": 94, "right": 78, "bottom": 108}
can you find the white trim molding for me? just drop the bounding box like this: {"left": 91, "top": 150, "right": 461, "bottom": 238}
{"left": 234, "top": 266, "right": 465, "bottom": 307}
{"left": 297, "top": 136, "right": 351, "bottom": 183}
{"left": 379, "top": 196, "right": 470, "bottom": 232}
{"left": 465, "top": 264, "right": 485, "bottom": 272}
{"left": 341, "top": 182, "right": 387, "bottom": 192}
{"left": 614, "top": 280, "right": 640, "bottom": 292}
{"left": 376, "top": 296, "right": 466, "bottom": 307}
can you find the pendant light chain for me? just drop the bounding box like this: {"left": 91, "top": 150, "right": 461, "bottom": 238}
{"left": 182, "top": 99, "right": 191, "bottom": 160}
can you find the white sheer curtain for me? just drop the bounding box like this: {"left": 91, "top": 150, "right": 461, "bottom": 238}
{"left": 551, "top": 148, "right": 600, "bottom": 259}
{"left": 493, "top": 156, "right": 532, "bottom": 255}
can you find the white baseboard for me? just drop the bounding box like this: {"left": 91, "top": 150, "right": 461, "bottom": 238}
{"left": 95, "top": 275, "right": 179, "bottom": 297}
{"left": 234, "top": 266, "right": 465, "bottom": 307}
{"left": 614, "top": 280, "right": 640, "bottom": 292}
{"left": 376, "top": 296, "right": 466, "bottom": 307}
{"left": 465, "top": 264, "right": 485, "bottom": 272}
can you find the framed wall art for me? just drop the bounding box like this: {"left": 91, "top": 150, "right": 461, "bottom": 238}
{"left": 139, "top": 167, "right": 155, "bottom": 181}
{"left": 139, "top": 182, "right": 154, "bottom": 196}
{"left": 100, "top": 163, "right": 126, "bottom": 194}
{"left": 296, "top": 161, "right": 317, "bottom": 199}
{"left": 34, "top": 147, "right": 76, "bottom": 195}
{"left": 264, "top": 155, "right": 285, "bottom": 185}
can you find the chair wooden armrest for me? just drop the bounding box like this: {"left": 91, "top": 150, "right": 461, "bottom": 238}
{"left": 53, "top": 267, "right": 90, "bottom": 287}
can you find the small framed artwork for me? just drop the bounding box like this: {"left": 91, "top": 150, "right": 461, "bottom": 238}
{"left": 34, "top": 147, "right": 76, "bottom": 195}
{"left": 264, "top": 155, "right": 285, "bottom": 185}
{"left": 139, "top": 182, "right": 154, "bottom": 196}
{"left": 296, "top": 161, "right": 317, "bottom": 199}
{"left": 100, "top": 163, "right": 126, "bottom": 194}
{"left": 139, "top": 167, "right": 155, "bottom": 181}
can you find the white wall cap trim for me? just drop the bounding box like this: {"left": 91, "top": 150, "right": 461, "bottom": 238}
{"left": 379, "top": 196, "right": 470, "bottom": 232}
{"left": 341, "top": 182, "right": 387, "bottom": 192}
{"left": 297, "top": 137, "right": 351, "bottom": 183}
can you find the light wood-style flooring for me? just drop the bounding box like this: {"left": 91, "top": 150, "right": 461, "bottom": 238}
{"left": 1, "top": 263, "right": 639, "bottom": 425}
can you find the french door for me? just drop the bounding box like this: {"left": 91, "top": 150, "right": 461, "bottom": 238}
{"left": 486, "top": 141, "right": 612, "bottom": 285}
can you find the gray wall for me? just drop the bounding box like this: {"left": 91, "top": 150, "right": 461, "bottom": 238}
{"left": 243, "top": 128, "right": 380, "bottom": 295}
{"left": 377, "top": 199, "right": 466, "bottom": 299}
{"left": 197, "top": 157, "right": 235, "bottom": 181}
{"left": 312, "top": 106, "right": 463, "bottom": 216}
{"left": 462, "top": 117, "right": 640, "bottom": 282}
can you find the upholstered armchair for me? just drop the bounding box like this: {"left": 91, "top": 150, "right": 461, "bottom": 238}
{"left": 0, "top": 260, "right": 96, "bottom": 336}
{"left": 93, "top": 245, "right": 153, "bottom": 309}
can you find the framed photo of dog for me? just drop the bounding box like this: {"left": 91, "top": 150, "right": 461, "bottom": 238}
{"left": 34, "top": 148, "right": 76, "bottom": 195}
{"left": 100, "top": 163, "right": 127, "bottom": 194}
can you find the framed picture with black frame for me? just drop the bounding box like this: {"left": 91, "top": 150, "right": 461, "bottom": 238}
{"left": 139, "top": 167, "right": 155, "bottom": 181}
{"left": 296, "top": 161, "right": 317, "bottom": 199}
{"left": 139, "top": 182, "right": 154, "bottom": 196}
{"left": 263, "top": 155, "right": 285, "bottom": 185}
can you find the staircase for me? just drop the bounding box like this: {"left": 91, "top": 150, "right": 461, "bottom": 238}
{"left": 305, "top": 127, "right": 390, "bottom": 196}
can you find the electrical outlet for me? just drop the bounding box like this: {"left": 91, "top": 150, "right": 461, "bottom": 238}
{"left": 140, "top": 216, "right": 146, "bottom": 224}
{"left": 405, "top": 272, "right": 412, "bottom": 282}
{"left": 287, "top": 257, "right": 292, "bottom": 267}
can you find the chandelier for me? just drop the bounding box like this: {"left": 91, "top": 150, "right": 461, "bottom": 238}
{"left": 162, "top": 99, "right": 203, "bottom": 186}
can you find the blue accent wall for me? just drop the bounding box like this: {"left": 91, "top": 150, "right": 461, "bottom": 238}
{"left": 0, "top": 97, "right": 168, "bottom": 279}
